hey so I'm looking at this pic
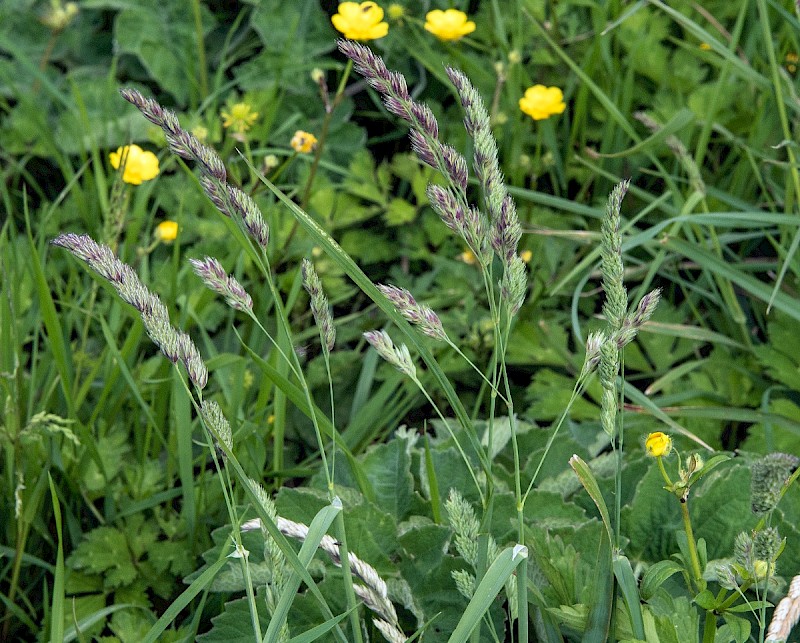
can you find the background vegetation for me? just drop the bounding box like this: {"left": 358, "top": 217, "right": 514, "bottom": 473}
{"left": 2, "top": 0, "right": 800, "bottom": 641}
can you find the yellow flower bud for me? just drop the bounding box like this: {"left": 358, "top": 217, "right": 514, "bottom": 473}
{"left": 645, "top": 432, "right": 672, "bottom": 458}
{"left": 154, "top": 221, "right": 178, "bottom": 243}
{"left": 387, "top": 4, "right": 405, "bottom": 20}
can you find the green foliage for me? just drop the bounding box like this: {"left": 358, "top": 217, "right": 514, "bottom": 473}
{"left": 3, "top": 0, "right": 800, "bottom": 640}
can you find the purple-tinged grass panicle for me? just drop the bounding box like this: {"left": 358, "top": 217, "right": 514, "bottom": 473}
{"left": 226, "top": 185, "right": 270, "bottom": 249}
{"left": 465, "top": 206, "right": 491, "bottom": 266}
{"left": 176, "top": 331, "right": 208, "bottom": 389}
{"left": 52, "top": 233, "right": 207, "bottom": 390}
{"left": 617, "top": 288, "right": 661, "bottom": 346}
{"left": 581, "top": 289, "right": 661, "bottom": 379}
{"left": 301, "top": 258, "right": 336, "bottom": 355}
{"left": 409, "top": 129, "right": 437, "bottom": 169}
{"left": 376, "top": 284, "right": 448, "bottom": 341}
{"left": 199, "top": 176, "right": 230, "bottom": 217}
{"left": 491, "top": 195, "right": 522, "bottom": 266}
{"left": 241, "top": 512, "right": 403, "bottom": 641}
{"left": 121, "top": 89, "right": 270, "bottom": 252}
{"left": 189, "top": 257, "right": 253, "bottom": 312}
{"left": 426, "top": 184, "right": 465, "bottom": 235}
{"left": 338, "top": 40, "right": 468, "bottom": 210}
{"left": 440, "top": 144, "right": 469, "bottom": 193}
{"left": 445, "top": 67, "right": 521, "bottom": 263}
{"left": 363, "top": 330, "right": 416, "bottom": 379}
{"left": 120, "top": 88, "right": 226, "bottom": 182}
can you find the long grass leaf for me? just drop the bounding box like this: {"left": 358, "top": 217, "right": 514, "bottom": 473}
{"left": 667, "top": 237, "right": 800, "bottom": 321}
{"left": 569, "top": 455, "right": 613, "bottom": 544}
{"left": 613, "top": 554, "right": 645, "bottom": 640}
{"left": 264, "top": 502, "right": 342, "bottom": 643}
{"left": 47, "top": 475, "right": 64, "bottom": 643}
{"left": 446, "top": 545, "right": 528, "bottom": 643}
{"left": 142, "top": 558, "right": 228, "bottom": 643}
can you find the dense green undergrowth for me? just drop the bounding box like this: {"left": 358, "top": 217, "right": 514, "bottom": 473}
{"left": 2, "top": 1, "right": 800, "bottom": 641}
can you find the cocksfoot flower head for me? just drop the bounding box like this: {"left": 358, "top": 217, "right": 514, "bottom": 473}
{"left": 221, "top": 102, "right": 259, "bottom": 134}
{"left": 155, "top": 221, "right": 178, "bottom": 243}
{"left": 645, "top": 431, "right": 672, "bottom": 458}
{"left": 424, "top": 9, "right": 476, "bottom": 41}
{"left": 291, "top": 130, "right": 318, "bottom": 153}
{"left": 109, "top": 144, "right": 160, "bottom": 185}
{"left": 519, "top": 85, "right": 566, "bottom": 121}
{"left": 332, "top": 2, "right": 389, "bottom": 41}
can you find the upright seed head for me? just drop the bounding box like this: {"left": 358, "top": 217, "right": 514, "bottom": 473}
{"left": 601, "top": 180, "right": 630, "bottom": 330}
{"left": 301, "top": 258, "right": 336, "bottom": 354}
{"left": 200, "top": 399, "right": 233, "bottom": 456}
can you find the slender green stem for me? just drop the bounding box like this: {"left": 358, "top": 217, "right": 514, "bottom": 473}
{"left": 333, "top": 511, "right": 364, "bottom": 643}
{"left": 412, "top": 375, "right": 485, "bottom": 507}
{"left": 701, "top": 608, "right": 717, "bottom": 643}
{"left": 656, "top": 456, "right": 672, "bottom": 487}
{"left": 300, "top": 60, "right": 353, "bottom": 210}
{"left": 282, "top": 60, "right": 353, "bottom": 256}
{"left": 680, "top": 499, "right": 704, "bottom": 591}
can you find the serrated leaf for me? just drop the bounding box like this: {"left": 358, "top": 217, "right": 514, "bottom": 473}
{"left": 67, "top": 527, "right": 137, "bottom": 589}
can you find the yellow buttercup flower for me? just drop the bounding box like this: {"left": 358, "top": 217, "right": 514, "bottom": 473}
{"left": 645, "top": 432, "right": 672, "bottom": 458}
{"left": 221, "top": 102, "right": 259, "bottom": 134}
{"left": 520, "top": 249, "right": 532, "bottom": 263}
{"left": 332, "top": 2, "right": 389, "bottom": 41}
{"left": 424, "top": 9, "right": 475, "bottom": 42}
{"left": 519, "top": 85, "right": 566, "bottom": 121}
{"left": 291, "top": 130, "right": 318, "bottom": 154}
{"left": 154, "top": 220, "right": 178, "bottom": 243}
{"left": 699, "top": 42, "right": 712, "bottom": 51}
{"left": 109, "top": 144, "right": 160, "bottom": 185}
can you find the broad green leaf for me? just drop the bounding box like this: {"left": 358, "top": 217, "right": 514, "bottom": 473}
{"left": 639, "top": 560, "right": 684, "bottom": 601}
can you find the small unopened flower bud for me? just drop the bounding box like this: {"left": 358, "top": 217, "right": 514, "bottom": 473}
{"left": 686, "top": 453, "right": 704, "bottom": 476}
{"left": 261, "top": 155, "right": 278, "bottom": 174}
